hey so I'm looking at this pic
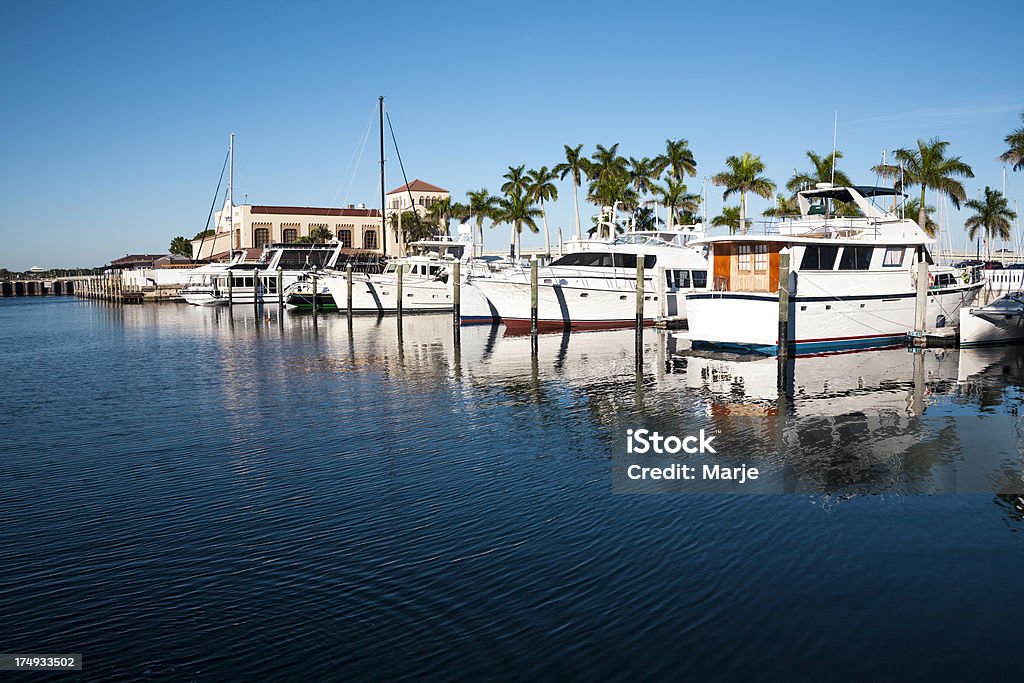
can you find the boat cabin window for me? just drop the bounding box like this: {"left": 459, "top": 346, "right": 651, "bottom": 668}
{"left": 383, "top": 262, "right": 397, "bottom": 274}
{"left": 666, "top": 270, "right": 690, "bottom": 289}
{"left": 692, "top": 270, "right": 707, "bottom": 288}
{"left": 882, "top": 246, "right": 905, "bottom": 267}
{"left": 838, "top": 246, "right": 873, "bottom": 270}
{"left": 799, "top": 245, "right": 839, "bottom": 271}
{"left": 738, "top": 244, "right": 768, "bottom": 272}
{"left": 551, "top": 252, "right": 655, "bottom": 269}
{"left": 429, "top": 265, "right": 441, "bottom": 277}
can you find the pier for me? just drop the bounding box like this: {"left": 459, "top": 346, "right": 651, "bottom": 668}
{"left": 1, "top": 278, "right": 76, "bottom": 297}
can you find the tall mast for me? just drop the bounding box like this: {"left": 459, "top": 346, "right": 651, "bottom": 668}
{"left": 228, "top": 131, "right": 234, "bottom": 261}
{"left": 379, "top": 96, "right": 387, "bottom": 258}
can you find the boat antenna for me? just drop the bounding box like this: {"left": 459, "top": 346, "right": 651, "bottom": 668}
{"left": 379, "top": 96, "right": 387, "bottom": 258}
{"left": 196, "top": 148, "right": 229, "bottom": 263}
{"left": 384, "top": 104, "right": 425, "bottom": 241}
{"left": 830, "top": 110, "right": 838, "bottom": 186}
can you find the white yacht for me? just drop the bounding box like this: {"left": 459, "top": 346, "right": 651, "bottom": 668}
{"left": 682, "top": 185, "right": 981, "bottom": 355}
{"left": 319, "top": 238, "right": 510, "bottom": 320}
{"left": 465, "top": 227, "right": 708, "bottom": 333}
{"left": 960, "top": 292, "right": 1024, "bottom": 347}
{"left": 180, "top": 242, "right": 344, "bottom": 306}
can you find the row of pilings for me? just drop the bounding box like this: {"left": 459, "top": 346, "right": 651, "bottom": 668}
{"left": 1, "top": 279, "right": 76, "bottom": 297}
{"left": 69, "top": 274, "right": 144, "bottom": 304}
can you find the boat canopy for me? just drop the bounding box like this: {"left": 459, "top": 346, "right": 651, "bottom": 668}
{"left": 796, "top": 185, "right": 905, "bottom": 219}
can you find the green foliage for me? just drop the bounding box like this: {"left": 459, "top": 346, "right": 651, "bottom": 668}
{"left": 786, "top": 150, "right": 852, "bottom": 193}
{"left": 388, "top": 210, "right": 434, "bottom": 244}
{"left": 900, "top": 198, "right": 938, "bottom": 237}
{"left": 1000, "top": 110, "right": 1024, "bottom": 172}
{"left": 762, "top": 194, "right": 801, "bottom": 217}
{"left": 871, "top": 137, "right": 974, "bottom": 230}
{"left": 712, "top": 205, "right": 742, "bottom": 235}
{"left": 296, "top": 225, "right": 334, "bottom": 244}
{"left": 193, "top": 229, "right": 215, "bottom": 240}
{"left": 656, "top": 138, "right": 697, "bottom": 181}
{"left": 169, "top": 236, "right": 193, "bottom": 258}
{"left": 964, "top": 187, "right": 1017, "bottom": 243}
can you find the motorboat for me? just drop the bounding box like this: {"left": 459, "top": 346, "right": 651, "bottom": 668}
{"left": 960, "top": 292, "right": 1024, "bottom": 347}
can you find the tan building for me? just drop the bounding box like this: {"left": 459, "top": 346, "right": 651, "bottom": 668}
{"left": 192, "top": 201, "right": 386, "bottom": 260}
{"left": 191, "top": 179, "right": 449, "bottom": 260}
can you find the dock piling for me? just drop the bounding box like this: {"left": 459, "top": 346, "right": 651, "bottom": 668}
{"left": 530, "top": 258, "right": 538, "bottom": 334}
{"left": 396, "top": 264, "right": 404, "bottom": 320}
{"left": 635, "top": 254, "right": 645, "bottom": 370}
{"left": 276, "top": 267, "right": 283, "bottom": 311}
{"left": 778, "top": 249, "right": 791, "bottom": 358}
{"left": 346, "top": 264, "right": 353, "bottom": 316}
{"left": 227, "top": 268, "right": 233, "bottom": 307}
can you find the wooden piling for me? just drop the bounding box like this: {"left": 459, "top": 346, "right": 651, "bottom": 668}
{"left": 635, "top": 254, "right": 645, "bottom": 367}
{"left": 276, "top": 267, "right": 283, "bottom": 311}
{"left": 915, "top": 258, "right": 928, "bottom": 333}
{"left": 227, "top": 268, "right": 233, "bottom": 306}
{"left": 530, "top": 258, "right": 538, "bottom": 334}
{"left": 253, "top": 268, "right": 260, "bottom": 315}
{"left": 396, "top": 263, "right": 404, "bottom": 319}
{"left": 778, "top": 249, "right": 790, "bottom": 358}
{"left": 311, "top": 271, "right": 319, "bottom": 324}
{"left": 346, "top": 264, "right": 353, "bottom": 316}
{"left": 452, "top": 260, "right": 461, "bottom": 328}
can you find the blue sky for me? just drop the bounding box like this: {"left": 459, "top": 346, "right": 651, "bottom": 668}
{"left": 1, "top": 0, "right": 1022, "bottom": 269}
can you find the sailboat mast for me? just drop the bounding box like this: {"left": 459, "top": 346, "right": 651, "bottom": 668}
{"left": 379, "top": 96, "right": 387, "bottom": 258}
{"left": 228, "top": 131, "right": 234, "bottom": 262}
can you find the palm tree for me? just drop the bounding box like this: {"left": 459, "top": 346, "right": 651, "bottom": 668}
{"left": 1000, "top": 110, "right": 1024, "bottom": 172}
{"left": 465, "top": 188, "right": 500, "bottom": 256}
{"left": 426, "top": 196, "right": 458, "bottom": 237}
{"left": 501, "top": 164, "right": 528, "bottom": 197}
{"left": 899, "top": 198, "right": 938, "bottom": 237}
{"left": 652, "top": 178, "right": 700, "bottom": 230}
{"left": 762, "top": 194, "right": 801, "bottom": 218}
{"left": 871, "top": 137, "right": 974, "bottom": 232}
{"left": 657, "top": 138, "right": 697, "bottom": 181}
{"left": 526, "top": 166, "right": 559, "bottom": 257}
{"left": 497, "top": 191, "right": 541, "bottom": 259}
{"left": 169, "top": 236, "right": 193, "bottom": 258}
{"left": 587, "top": 144, "right": 633, "bottom": 236}
{"left": 786, "top": 150, "right": 852, "bottom": 193}
{"left": 712, "top": 206, "right": 742, "bottom": 235}
{"left": 553, "top": 144, "right": 589, "bottom": 240}
{"left": 388, "top": 210, "right": 433, "bottom": 245}
{"left": 298, "top": 225, "right": 334, "bottom": 243}
{"left": 627, "top": 156, "right": 659, "bottom": 197}
{"left": 711, "top": 153, "right": 776, "bottom": 234}
{"left": 964, "top": 187, "right": 1017, "bottom": 256}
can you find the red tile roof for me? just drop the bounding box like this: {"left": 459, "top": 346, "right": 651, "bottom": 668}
{"left": 386, "top": 179, "right": 448, "bottom": 195}
{"left": 251, "top": 206, "right": 382, "bottom": 217}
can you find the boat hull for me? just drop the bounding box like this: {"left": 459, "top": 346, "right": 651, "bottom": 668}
{"left": 321, "top": 273, "right": 497, "bottom": 322}
{"left": 960, "top": 308, "right": 1024, "bottom": 347}
{"left": 685, "top": 285, "right": 980, "bottom": 355}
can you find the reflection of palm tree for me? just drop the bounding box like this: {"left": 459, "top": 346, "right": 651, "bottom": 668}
{"left": 554, "top": 144, "right": 589, "bottom": 239}
{"left": 965, "top": 187, "right": 1017, "bottom": 255}
{"left": 872, "top": 137, "right": 974, "bottom": 232}
{"left": 712, "top": 153, "right": 776, "bottom": 234}
{"left": 526, "top": 166, "right": 559, "bottom": 258}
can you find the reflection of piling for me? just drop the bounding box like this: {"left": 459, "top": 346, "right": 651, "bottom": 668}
{"left": 635, "top": 255, "right": 645, "bottom": 370}
{"left": 346, "top": 264, "right": 353, "bottom": 317}
{"left": 276, "top": 267, "right": 283, "bottom": 311}
{"left": 530, "top": 258, "right": 538, "bottom": 334}
{"left": 778, "top": 250, "right": 791, "bottom": 358}
{"left": 452, "top": 260, "right": 461, "bottom": 348}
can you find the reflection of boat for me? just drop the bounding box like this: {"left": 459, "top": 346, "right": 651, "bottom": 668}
{"left": 468, "top": 228, "right": 708, "bottom": 332}
{"left": 683, "top": 185, "right": 981, "bottom": 355}
{"left": 960, "top": 292, "right": 1024, "bottom": 347}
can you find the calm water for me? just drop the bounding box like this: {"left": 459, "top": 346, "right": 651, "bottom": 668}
{"left": 2, "top": 297, "right": 1024, "bottom": 680}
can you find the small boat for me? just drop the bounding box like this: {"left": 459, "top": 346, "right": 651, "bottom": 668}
{"left": 466, "top": 226, "right": 708, "bottom": 333}
{"left": 960, "top": 292, "right": 1024, "bottom": 347}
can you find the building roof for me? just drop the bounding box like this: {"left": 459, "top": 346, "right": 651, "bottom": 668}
{"left": 110, "top": 254, "right": 166, "bottom": 266}
{"left": 251, "top": 206, "right": 382, "bottom": 217}
{"left": 209, "top": 248, "right": 265, "bottom": 263}
{"left": 386, "top": 179, "right": 448, "bottom": 195}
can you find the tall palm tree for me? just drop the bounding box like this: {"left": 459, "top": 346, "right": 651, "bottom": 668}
{"left": 652, "top": 178, "right": 700, "bottom": 230}
{"left": 657, "top": 138, "right": 697, "bottom": 181}
{"left": 501, "top": 164, "right": 528, "bottom": 197}
{"left": 426, "top": 196, "right": 458, "bottom": 237}
{"left": 553, "top": 144, "right": 589, "bottom": 240}
{"left": 899, "top": 198, "right": 938, "bottom": 237}
{"left": 712, "top": 206, "right": 742, "bottom": 235}
{"left": 526, "top": 166, "right": 559, "bottom": 257}
{"left": 465, "top": 188, "right": 500, "bottom": 256}
{"left": 871, "top": 137, "right": 974, "bottom": 232}
{"left": 1000, "top": 110, "right": 1024, "bottom": 172}
{"left": 587, "top": 144, "right": 632, "bottom": 236}
{"left": 497, "top": 191, "right": 542, "bottom": 260}
{"left": 964, "top": 187, "right": 1017, "bottom": 254}
{"left": 786, "top": 150, "right": 852, "bottom": 193}
{"left": 711, "top": 153, "right": 776, "bottom": 234}
{"left": 627, "top": 156, "right": 659, "bottom": 197}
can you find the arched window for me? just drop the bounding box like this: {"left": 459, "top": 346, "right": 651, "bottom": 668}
{"left": 363, "top": 230, "right": 378, "bottom": 250}
{"left": 283, "top": 227, "right": 298, "bottom": 242}
{"left": 254, "top": 227, "right": 270, "bottom": 246}
{"left": 339, "top": 229, "right": 352, "bottom": 248}
{"left": 418, "top": 197, "right": 424, "bottom": 206}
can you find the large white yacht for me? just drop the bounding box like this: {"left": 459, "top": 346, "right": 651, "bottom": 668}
{"left": 465, "top": 226, "right": 709, "bottom": 333}
{"left": 180, "top": 242, "right": 344, "bottom": 306}
{"left": 318, "top": 237, "right": 509, "bottom": 320}
{"left": 681, "top": 185, "right": 981, "bottom": 355}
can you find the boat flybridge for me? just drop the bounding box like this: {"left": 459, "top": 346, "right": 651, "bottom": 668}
{"left": 180, "top": 242, "right": 345, "bottom": 306}
{"left": 681, "top": 184, "right": 982, "bottom": 355}
{"left": 466, "top": 224, "right": 709, "bottom": 332}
